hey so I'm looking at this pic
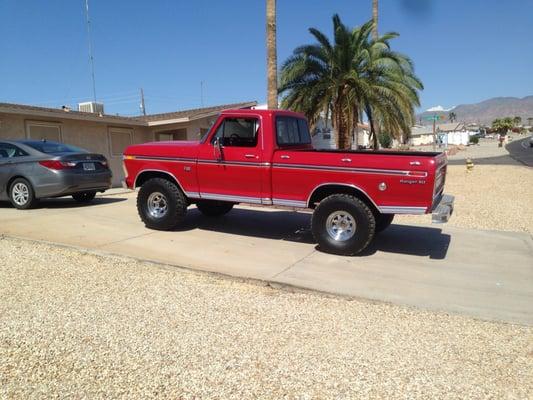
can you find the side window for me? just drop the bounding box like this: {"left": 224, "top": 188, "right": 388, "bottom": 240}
{"left": 0, "top": 143, "right": 29, "bottom": 158}
{"left": 276, "top": 116, "right": 312, "bottom": 146}
{"left": 211, "top": 118, "right": 259, "bottom": 148}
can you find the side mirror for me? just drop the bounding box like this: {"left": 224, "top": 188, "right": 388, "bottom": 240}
{"left": 213, "top": 137, "right": 223, "bottom": 161}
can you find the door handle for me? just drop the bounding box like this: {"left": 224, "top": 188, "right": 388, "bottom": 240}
{"left": 244, "top": 154, "right": 257, "bottom": 159}
{"left": 341, "top": 158, "right": 352, "bottom": 162}
{"left": 280, "top": 155, "right": 290, "bottom": 159}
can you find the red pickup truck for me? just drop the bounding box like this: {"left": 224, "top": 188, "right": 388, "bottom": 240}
{"left": 123, "top": 109, "right": 453, "bottom": 255}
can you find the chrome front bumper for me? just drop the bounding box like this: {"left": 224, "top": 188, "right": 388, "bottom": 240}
{"left": 432, "top": 194, "right": 454, "bottom": 224}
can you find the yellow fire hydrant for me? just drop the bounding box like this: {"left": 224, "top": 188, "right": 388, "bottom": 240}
{"left": 466, "top": 158, "right": 474, "bottom": 172}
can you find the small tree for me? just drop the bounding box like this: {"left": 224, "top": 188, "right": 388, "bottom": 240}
{"left": 449, "top": 112, "right": 457, "bottom": 123}
{"left": 513, "top": 116, "right": 522, "bottom": 127}
{"left": 492, "top": 117, "right": 514, "bottom": 135}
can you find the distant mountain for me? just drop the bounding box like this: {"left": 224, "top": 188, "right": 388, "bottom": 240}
{"left": 418, "top": 96, "right": 533, "bottom": 126}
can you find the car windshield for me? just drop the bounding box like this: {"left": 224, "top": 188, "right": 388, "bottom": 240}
{"left": 22, "top": 141, "right": 87, "bottom": 154}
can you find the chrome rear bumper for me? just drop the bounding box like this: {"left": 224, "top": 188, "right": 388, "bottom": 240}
{"left": 432, "top": 194, "right": 454, "bottom": 224}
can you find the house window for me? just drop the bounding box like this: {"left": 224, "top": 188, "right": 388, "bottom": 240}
{"left": 156, "top": 128, "right": 187, "bottom": 141}
{"left": 26, "top": 121, "right": 62, "bottom": 142}
{"left": 109, "top": 128, "right": 133, "bottom": 157}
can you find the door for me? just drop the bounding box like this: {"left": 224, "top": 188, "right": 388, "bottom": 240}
{"left": 197, "top": 116, "right": 263, "bottom": 202}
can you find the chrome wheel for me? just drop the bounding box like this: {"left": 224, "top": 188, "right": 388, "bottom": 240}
{"left": 12, "top": 183, "right": 30, "bottom": 206}
{"left": 326, "top": 211, "right": 356, "bottom": 241}
{"left": 147, "top": 192, "right": 168, "bottom": 219}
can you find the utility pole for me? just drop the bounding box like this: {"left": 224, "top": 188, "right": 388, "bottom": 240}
{"left": 424, "top": 114, "right": 442, "bottom": 151}
{"left": 200, "top": 81, "right": 204, "bottom": 107}
{"left": 140, "top": 88, "right": 146, "bottom": 116}
{"left": 84, "top": 0, "right": 97, "bottom": 103}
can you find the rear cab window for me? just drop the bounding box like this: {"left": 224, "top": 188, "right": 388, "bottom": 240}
{"left": 276, "top": 116, "right": 311, "bottom": 147}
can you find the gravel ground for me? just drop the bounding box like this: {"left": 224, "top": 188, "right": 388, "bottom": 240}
{"left": 396, "top": 164, "right": 533, "bottom": 233}
{"left": 1, "top": 237, "right": 532, "bottom": 399}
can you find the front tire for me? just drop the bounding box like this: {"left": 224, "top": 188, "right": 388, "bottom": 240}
{"left": 311, "top": 194, "right": 375, "bottom": 256}
{"left": 72, "top": 191, "right": 96, "bottom": 203}
{"left": 196, "top": 200, "right": 234, "bottom": 217}
{"left": 9, "top": 178, "right": 38, "bottom": 210}
{"left": 137, "top": 177, "right": 187, "bottom": 230}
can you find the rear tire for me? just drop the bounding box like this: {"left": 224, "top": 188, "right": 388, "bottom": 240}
{"left": 9, "top": 178, "right": 38, "bottom": 210}
{"left": 137, "top": 177, "right": 187, "bottom": 230}
{"left": 311, "top": 194, "right": 375, "bottom": 256}
{"left": 375, "top": 213, "right": 394, "bottom": 233}
{"left": 72, "top": 191, "right": 96, "bottom": 203}
{"left": 196, "top": 200, "right": 234, "bottom": 217}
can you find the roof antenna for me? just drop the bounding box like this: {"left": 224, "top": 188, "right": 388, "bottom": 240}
{"left": 84, "top": 0, "right": 97, "bottom": 103}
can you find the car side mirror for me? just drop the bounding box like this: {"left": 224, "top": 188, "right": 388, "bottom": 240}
{"left": 213, "top": 137, "right": 223, "bottom": 161}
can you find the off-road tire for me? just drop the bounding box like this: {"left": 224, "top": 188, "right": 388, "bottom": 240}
{"left": 137, "top": 177, "right": 187, "bottom": 230}
{"left": 311, "top": 194, "right": 376, "bottom": 256}
{"left": 72, "top": 191, "right": 97, "bottom": 203}
{"left": 9, "top": 178, "right": 38, "bottom": 210}
{"left": 375, "top": 213, "right": 394, "bottom": 233}
{"left": 196, "top": 200, "right": 234, "bottom": 217}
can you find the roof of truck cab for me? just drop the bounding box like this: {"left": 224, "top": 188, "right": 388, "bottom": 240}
{"left": 221, "top": 108, "right": 306, "bottom": 118}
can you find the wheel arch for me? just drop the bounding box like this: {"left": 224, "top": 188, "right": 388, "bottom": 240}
{"left": 7, "top": 175, "right": 35, "bottom": 193}
{"left": 134, "top": 169, "right": 188, "bottom": 195}
{"left": 307, "top": 183, "right": 380, "bottom": 214}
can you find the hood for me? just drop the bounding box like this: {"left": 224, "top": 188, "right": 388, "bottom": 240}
{"left": 124, "top": 140, "right": 200, "bottom": 159}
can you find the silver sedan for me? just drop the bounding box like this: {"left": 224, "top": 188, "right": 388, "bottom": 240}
{"left": 0, "top": 140, "right": 112, "bottom": 209}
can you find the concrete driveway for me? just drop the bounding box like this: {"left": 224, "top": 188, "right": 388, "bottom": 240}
{"left": 1, "top": 191, "right": 532, "bottom": 325}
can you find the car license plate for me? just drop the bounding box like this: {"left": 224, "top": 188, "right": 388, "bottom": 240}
{"left": 83, "top": 162, "right": 96, "bottom": 171}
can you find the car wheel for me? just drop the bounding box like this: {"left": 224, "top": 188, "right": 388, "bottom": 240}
{"left": 375, "top": 213, "right": 395, "bottom": 233}
{"left": 196, "top": 200, "right": 234, "bottom": 217}
{"left": 72, "top": 191, "right": 97, "bottom": 203}
{"left": 311, "top": 194, "right": 375, "bottom": 256}
{"left": 137, "top": 177, "right": 187, "bottom": 230}
{"left": 9, "top": 178, "right": 38, "bottom": 210}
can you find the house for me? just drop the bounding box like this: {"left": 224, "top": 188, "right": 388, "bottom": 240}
{"left": 311, "top": 117, "right": 370, "bottom": 149}
{"left": 409, "top": 122, "right": 477, "bottom": 146}
{"left": 0, "top": 101, "right": 256, "bottom": 185}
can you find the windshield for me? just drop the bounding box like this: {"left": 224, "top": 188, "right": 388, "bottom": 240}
{"left": 200, "top": 114, "right": 220, "bottom": 143}
{"left": 22, "top": 141, "right": 87, "bottom": 154}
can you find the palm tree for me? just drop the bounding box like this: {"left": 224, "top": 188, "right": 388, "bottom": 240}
{"left": 513, "top": 116, "right": 521, "bottom": 127}
{"left": 266, "top": 0, "right": 278, "bottom": 109}
{"left": 279, "top": 15, "right": 422, "bottom": 149}
{"left": 449, "top": 112, "right": 457, "bottom": 123}
{"left": 372, "top": 0, "right": 378, "bottom": 39}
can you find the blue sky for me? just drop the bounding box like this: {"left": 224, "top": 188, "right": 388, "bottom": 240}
{"left": 0, "top": 0, "right": 531, "bottom": 116}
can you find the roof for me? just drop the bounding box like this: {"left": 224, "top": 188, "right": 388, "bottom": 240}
{"left": 411, "top": 122, "right": 467, "bottom": 136}
{"left": 0, "top": 101, "right": 257, "bottom": 127}
{"left": 131, "top": 102, "right": 257, "bottom": 126}
{"left": 0, "top": 102, "right": 146, "bottom": 126}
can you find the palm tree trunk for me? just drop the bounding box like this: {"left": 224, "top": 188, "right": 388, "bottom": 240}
{"left": 372, "top": 0, "right": 378, "bottom": 40}
{"left": 266, "top": 0, "right": 278, "bottom": 109}
{"left": 366, "top": 106, "right": 379, "bottom": 150}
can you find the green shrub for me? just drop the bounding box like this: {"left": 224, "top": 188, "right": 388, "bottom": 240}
{"left": 469, "top": 136, "right": 479, "bottom": 145}
{"left": 378, "top": 132, "right": 393, "bottom": 148}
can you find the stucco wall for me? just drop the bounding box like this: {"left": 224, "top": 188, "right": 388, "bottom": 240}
{"left": 149, "top": 117, "right": 216, "bottom": 141}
